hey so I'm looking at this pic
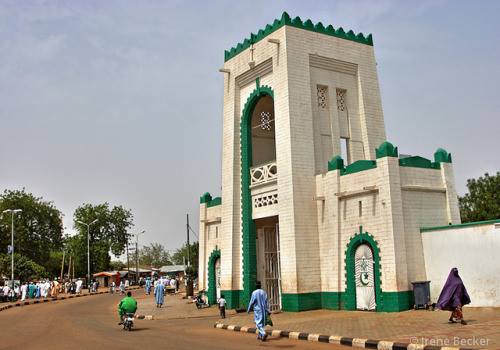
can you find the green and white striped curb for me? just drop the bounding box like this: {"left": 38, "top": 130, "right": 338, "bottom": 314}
{"left": 214, "top": 323, "right": 477, "bottom": 350}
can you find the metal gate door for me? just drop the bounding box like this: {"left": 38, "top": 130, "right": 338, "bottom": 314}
{"left": 355, "top": 244, "right": 376, "bottom": 310}
{"left": 215, "top": 258, "right": 221, "bottom": 300}
{"left": 264, "top": 226, "right": 281, "bottom": 312}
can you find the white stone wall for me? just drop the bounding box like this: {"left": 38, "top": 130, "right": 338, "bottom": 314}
{"left": 422, "top": 222, "right": 500, "bottom": 307}
{"left": 198, "top": 203, "right": 221, "bottom": 290}
{"left": 315, "top": 156, "right": 460, "bottom": 295}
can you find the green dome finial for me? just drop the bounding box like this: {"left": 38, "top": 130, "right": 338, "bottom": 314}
{"left": 328, "top": 155, "right": 345, "bottom": 171}
{"left": 434, "top": 148, "right": 452, "bottom": 163}
{"left": 376, "top": 141, "right": 398, "bottom": 158}
{"left": 200, "top": 192, "right": 212, "bottom": 204}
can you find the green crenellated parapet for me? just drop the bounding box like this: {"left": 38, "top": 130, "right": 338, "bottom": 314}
{"left": 376, "top": 141, "right": 398, "bottom": 158}
{"left": 434, "top": 148, "right": 452, "bottom": 163}
{"left": 224, "top": 12, "right": 373, "bottom": 62}
{"left": 328, "top": 155, "right": 345, "bottom": 172}
{"left": 199, "top": 192, "right": 212, "bottom": 204}
{"left": 207, "top": 197, "right": 221, "bottom": 208}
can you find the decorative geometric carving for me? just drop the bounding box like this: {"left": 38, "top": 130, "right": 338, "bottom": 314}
{"left": 317, "top": 86, "right": 328, "bottom": 109}
{"left": 253, "top": 193, "right": 278, "bottom": 208}
{"left": 250, "top": 161, "right": 277, "bottom": 186}
{"left": 260, "top": 111, "right": 272, "bottom": 130}
{"left": 336, "top": 89, "right": 347, "bottom": 111}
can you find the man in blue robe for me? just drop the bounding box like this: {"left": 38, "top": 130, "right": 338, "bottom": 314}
{"left": 154, "top": 280, "right": 165, "bottom": 308}
{"left": 145, "top": 277, "right": 152, "bottom": 295}
{"left": 247, "top": 281, "right": 270, "bottom": 341}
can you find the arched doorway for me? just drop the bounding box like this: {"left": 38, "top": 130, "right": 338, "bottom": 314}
{"left": 250, "top": 94, "right": 276, "bottom": 166}
{"left": 355, "top": 244, "right": 376, "bottom": 310}
{"left": 207, "top": 249, "right": 221, "bottom": 305}
{"left": 344, "top": 229, "right": 382, "bottom": 311}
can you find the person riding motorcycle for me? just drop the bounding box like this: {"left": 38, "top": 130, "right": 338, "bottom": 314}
{"left": 118, "top": 291, "right": 137, "bottom": 325}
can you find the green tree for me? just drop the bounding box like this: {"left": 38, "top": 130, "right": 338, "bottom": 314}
{"left": 0, "top": 253, "right": 46, "bottom": 281}
{"left": 172, "top": 242, "right": 198, "bottom": 273}
{"left": 0, "top": 189, "right": 64, "bottom": 266}
{"left": 139, "top": 243, "right": 172, "bottom": 268}
{"left": 109, "top": 260, "right": 125, "bottom": 271}
{"left": 73, "top": 203, "right": 133, "bottom": 275}
{"left": 459, "top": 172, "right": 500, "bottom": 223}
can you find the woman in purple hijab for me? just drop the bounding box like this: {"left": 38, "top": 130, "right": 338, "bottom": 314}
{"left": 436, "top": 268, "right": 471, "bottom": 325}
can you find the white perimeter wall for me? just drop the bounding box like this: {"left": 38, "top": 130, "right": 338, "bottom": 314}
{"left": 422, "top": 222, "right": 500, "bottom": 307}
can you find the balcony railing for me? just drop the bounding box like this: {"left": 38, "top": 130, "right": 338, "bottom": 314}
{"left": 250, "top": 161, "right": 277, "bottom": 187}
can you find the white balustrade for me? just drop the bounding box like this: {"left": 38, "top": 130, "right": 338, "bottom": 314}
{"left": 250, "top": 161, "right": 277, "bottom": 186}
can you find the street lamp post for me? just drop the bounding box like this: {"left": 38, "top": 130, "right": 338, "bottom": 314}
{"left": 2, "top": 209, "right": 22, "bottom": 289}
{"left": 76, "top": 219, "right": 98, "bottom": 290}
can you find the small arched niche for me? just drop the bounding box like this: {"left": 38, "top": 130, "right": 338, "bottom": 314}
{"left": 251, "top": 95, "right": 276, "bottom": 166}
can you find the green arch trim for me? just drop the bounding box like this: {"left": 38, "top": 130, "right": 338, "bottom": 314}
{"left": 344, "top": 227, "right": 383, "bottom": 311}
{"left": 207, "top": 249, "right": 221, "bottom": 305}
{"left": 240, "top": 84, "right": 274, "bottom": 307}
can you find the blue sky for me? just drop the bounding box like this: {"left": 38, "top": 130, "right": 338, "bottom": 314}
{"left": 0, "top": 0, "right": 498, "bottom": 252}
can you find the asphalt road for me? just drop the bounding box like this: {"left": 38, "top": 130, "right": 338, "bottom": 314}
{"left": 0, "top": 293, "right": 346, "bottom": 350}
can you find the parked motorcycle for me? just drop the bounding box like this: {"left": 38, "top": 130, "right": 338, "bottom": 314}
{"left": 194, "top": 291, "right": 209, "bottom": 309}
{"left": 123, "top": 313, "right": 135, "bottom": 331}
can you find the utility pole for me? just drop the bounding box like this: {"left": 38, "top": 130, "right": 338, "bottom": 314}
{"left": 76, "top": 219, "right": 98, "bottom": 289}
{"left": 186, "top": 214, "right": 190, "bottom": 267}
{"left": 60, "top": 250, "right": 65, "bottom": 281}
{"left": 3, "top": 209, "right": 22, "bottom": 289}
{"left": 135, "top": 230, "right": 145, "bottom": 284}
{"left": 126, "top": 239, "right": 130, "bottom": 275}
{"left": 135, "top": 237, "right": 139, "bottom": 284}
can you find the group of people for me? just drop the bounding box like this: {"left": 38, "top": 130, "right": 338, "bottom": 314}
{"left": 0, "top": 279, "right": 64, "bottom": 302}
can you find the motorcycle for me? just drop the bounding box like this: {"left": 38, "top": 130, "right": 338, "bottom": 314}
{"left": 123, "top": 313, "right": 135, "bottom": 331}
{"left": 194, "top": 291, "right": 209, "bottom": 309}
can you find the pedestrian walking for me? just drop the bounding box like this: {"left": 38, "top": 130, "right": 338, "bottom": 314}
{"left": 218, "top": 294, "right": 226, "bottom": 319}
{"left": 436, "top": 267, "right": 471, "bottom": 325}
{"left": 145, "top": 277, "right": 152, "bottom": 295}
{"left": 75, "top": 279, "right": 83, "bottom": 294}
{"left": 154, "top": 280, "right": 165, "bottom": 308}
{"left": 20, "top": 283, "right": 27, "bottom": 301}
{"left": 119, "top": 281, "right": 125, "bottom": 295}
{"left": 247, "top": 281, "right": 270, "bottom": 341}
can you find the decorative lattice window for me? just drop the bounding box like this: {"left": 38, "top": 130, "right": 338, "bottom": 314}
{"left": 317, "top": 86, "right": 328, "bottom": 109}
{"left": 253, "top": 193, "right": 278, "bottom": 208}
{"left": 336, "top": 89, "right": 346, "bottom": 111}
{"left": 260, "top": 111, "right": 272, "bottom": 130}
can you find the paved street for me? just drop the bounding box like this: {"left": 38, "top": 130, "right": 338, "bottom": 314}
{"left": 0, "top": 291, "right": 343, "bottom": 350}
{"left": 225, "top": 306, "right": 500, "bottom": 349}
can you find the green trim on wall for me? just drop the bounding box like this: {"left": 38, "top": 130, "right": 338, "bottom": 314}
{"left": 321, "top": 292, "right": 345, "bottom": 310}
{"left": 240, "top": 84, "right": 275, "bottom": 308}
{"left": 207, "top": 249, "right": 221, "bottom": 305}
{"left": 421, "top": 218, "right": 500, "bottom": 232}
{"left": 341, "top": 160, "right": 377, "bottom": 176}
{"left": 327, "top": 155, "right": 344, "bottom": 171}
{"left": 282, "top": 292, "right": 322, "bottom": 311}
{"left": 380, "top": 291, "right": 413, "bottom": 312}
{"left": 207, "top": 197, "right": 221, "bottom": 207}
{"left": 220, "top": 289, "right": 244, "bottom": 309}
{"left": 224, "top": 12, "right": 373, "bottom": 62}
{"left": 434, "top": 148, "right": 452, "bottom": 163}
{"left": 376, "top": 141, "right": 398, "bottom": 158}
{"left": 398, "top": 156, "right": 440, "bottom": 170}
{"left": 344, "top": 227, "right": 383, "bottom": 311}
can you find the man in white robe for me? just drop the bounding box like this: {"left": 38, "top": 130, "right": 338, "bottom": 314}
{"left": 20, "top": 283, "right": 27, "bottom": 301}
